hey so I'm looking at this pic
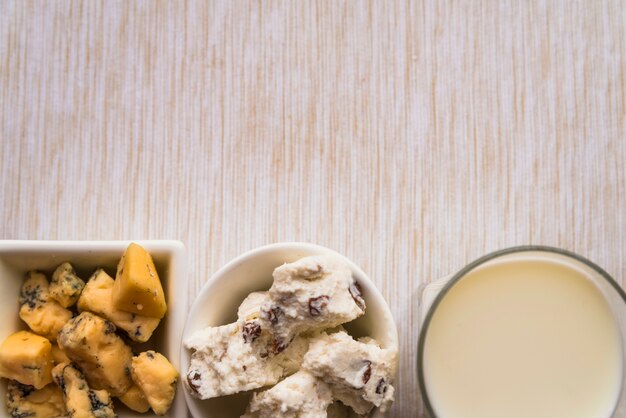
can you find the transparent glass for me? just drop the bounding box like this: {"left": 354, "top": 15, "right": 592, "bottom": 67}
{"left": 417, "top": 246, "right": 626, "bottom": 418}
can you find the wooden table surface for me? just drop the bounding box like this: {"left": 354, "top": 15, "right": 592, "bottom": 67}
{"left": 1, "top": 1, "right": 625, "bottom": 417}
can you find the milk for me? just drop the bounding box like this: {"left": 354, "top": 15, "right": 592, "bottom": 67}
{"left": 422, "top": 258, "right": 623, "bottom": 418}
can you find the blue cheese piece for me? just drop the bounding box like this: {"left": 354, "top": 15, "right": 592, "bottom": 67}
{"left": 77, "top": 269, "right": 161, "bottom": 342}
{"left": 52, "top": 362, "right": 115, "bottom": 418}
{"left": 57, "top": 312, "right": 133, "bottom": 397}
{"left": 302, "top": 331, "right": 396, "bottom": 415}
{"left": 19, "top": 271, "right": 73, "bottom": 341}
{"left": 0, "top": 330, "right": 54, "bottom": 389}
{"left": 241, "top": 371, "right": 333, "bottom": 418}
{"left": 117, "top": 384, "right": 150, "bottom": 413}
{"left": 131, "top": 351, "right": 178, "bottom": 415}
{"left": 50, "top": 262, "right": 86, "bottom": 308}
{"left": 5, "top": 380, "right": 67, "bottom": 418}
{"left": 51, "top": 343, "right": 70, "bottom": 365}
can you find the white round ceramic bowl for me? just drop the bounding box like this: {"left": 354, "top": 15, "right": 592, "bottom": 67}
{"left": 181, "top": 242, "right": 399, "bottom": 418}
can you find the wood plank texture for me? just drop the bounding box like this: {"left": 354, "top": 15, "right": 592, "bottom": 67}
{"left": 1, "top": 1, "right": 625, "bottom": 416}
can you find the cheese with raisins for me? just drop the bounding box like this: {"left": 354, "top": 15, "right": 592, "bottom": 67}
{"left": 57, "top": 312, "right": 133, "bottom": 396}
{"left": 78, "top": 269, "right": 160, "bottom": 342}
{"left": 302, "top": 331, "right": 396, "bottom": 415}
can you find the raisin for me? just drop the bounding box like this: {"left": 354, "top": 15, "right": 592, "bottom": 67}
{"left": 263, "top": 306, "right": 283, "bottom": 325}
{"left": 361, "top": 360, "right": 372, "bottom": 384}
{"left": 242, "top": 321, "right": 262, "bottom": 343}
{"left": 187, "top": 370, "right": 202, "bottom": 394}
{"left": 376, "top": 378, "right": 387, "bottom": 395}
{"left": 349, "top": 281, "right": 366, "bottom": 311}
{"left": 271, "top": 338, "right": 288, "bottom": 354}
{"left": 146, "top": 351, "right": 155, "bottom": 359}
{"left": 308, "top": 295, "right": 329, "bottom": 316}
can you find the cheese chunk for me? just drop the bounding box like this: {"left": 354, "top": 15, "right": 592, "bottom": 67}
{"left": 78, "top": 269, "right": 161, "bottom": 342}
{"left": 19, "top": 271, "right": 73, "bottom": 341}
{"left": 57, "top": 312, "right": 133, "bottom": 396}
{"left": 184, "top": 320, "right": 310, "bottom": 400}
{"left": 302, "top": 331, "right": 396, "bottom": 415}
{"left": 0, "top": 330, "right": 53, "bottom": 389}
{"left": 52, "top": 362, "right": 116, "bottom": 418}
{"left": 131, "top": 351, "right": 178, "bottom": 415}
{"left": 259, "top": 256, "right": 365, "bottom": 354}
{"left": 118, "top": 384, "right": 150, "bottom": 413}
{"left": 51, "top": 343, "right": 70, "bottom": 365}
{"left": 5, "top": 380, "right": 67, "bottom": 418}
{"left": 111, "top": 243, "right": 167, "bottom": 318}
{"left": 50, "top": 262, "right": 86, "bottom": 308}
{"left": 242, "top": 371, "right": 333, "bottom": 418}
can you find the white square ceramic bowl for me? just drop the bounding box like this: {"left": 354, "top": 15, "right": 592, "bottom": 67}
{"left": 181, "top": 242, "right": 399, "bottom": 418}
{"left": 0, "top": 240, "right": 188, "bottom": 418}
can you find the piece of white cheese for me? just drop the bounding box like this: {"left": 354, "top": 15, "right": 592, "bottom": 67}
{"left": 184, "top": 319, "right": 310, "bottom": 400}
{"left": 241, "top": 370, "right": 332, "bottom": 418}
{"left": 259, "top": 255, "right": 365, "bottom": 354}
{"left": 302, "top": 331, "right": 396, "bottom": 415}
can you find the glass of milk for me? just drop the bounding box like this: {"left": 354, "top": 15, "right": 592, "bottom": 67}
{"left": 417, "top": 246, "right": 626, "bottom": 418}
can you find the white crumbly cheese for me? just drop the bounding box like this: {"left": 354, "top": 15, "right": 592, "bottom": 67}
{"left": 302, "top": 331, "right": 396, "bottom": 415}
{"left": 237, "top": 291, "right": 269, "bottom": 320}
{"left": 183, "top": 255, "right": 395, "bottom": 416}
{"left": 241, "top": 371, "right": 332, "bottom": 418}
{"left": 260, "top": 255, "right": 365, "bottom": 353}
{"left": 184, "top": 320, "right": 310, "bottom": 399}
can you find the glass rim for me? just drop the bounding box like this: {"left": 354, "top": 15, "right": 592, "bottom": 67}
{"left": 416, "top": 245, "right": 626, "bottom": 418}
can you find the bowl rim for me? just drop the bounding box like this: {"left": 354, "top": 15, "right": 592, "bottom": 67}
{"left": 416, "top": 245, "right": 626, "bottom": 418}
{"left": 181, "top": 241, "right": 399, "bottom": 417}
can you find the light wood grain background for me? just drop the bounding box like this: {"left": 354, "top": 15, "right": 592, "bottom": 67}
{"left": 1, "top": 1, "right": 625, "bottom": 417}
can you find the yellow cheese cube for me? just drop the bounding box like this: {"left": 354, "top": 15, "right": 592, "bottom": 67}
{"left": 131, "top": 351, "right": 178, "bottom": 415}
{"left": 0, "top": 331, "right": 53, "bottom": 389}
{"left": 78, "top": 269, "right": 161, "bottom": 342}
{"left": 52, "top": 362, "right": 116, "bottom": 418}
{"left": 6, "top": 380, "right": 67, "bottom": 418}
{"left": 19, "top": 271, "right": 73, "bottom": 341}
{"left": 57, "top": 312, "right": 133, "bottom": 396}
{"left": 49, "top": 262, "right": 85, "bottom": 308}
{"left": 112, "top": 243, "right": 167, "bottom": 318}
{"left": 118, "top": 384, "right": 150, "bottom": 413}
